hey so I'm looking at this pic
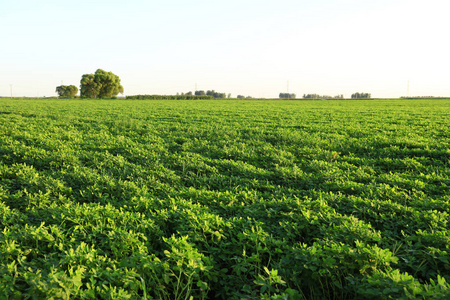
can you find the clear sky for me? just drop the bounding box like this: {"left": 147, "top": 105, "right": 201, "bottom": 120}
{"left": 1, "top": 0, "right": 449, "bottom": 98}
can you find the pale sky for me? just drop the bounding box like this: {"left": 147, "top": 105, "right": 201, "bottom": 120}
{"left": 1, "top": 0, "right": 449, "bottom": 98}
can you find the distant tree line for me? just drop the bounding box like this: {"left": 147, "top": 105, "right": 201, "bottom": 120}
{"left": 55, "top": 85, "right": 78, "bottom": 98}
{"left": 303, "top": 94, "right": 344, "bottom": 99}
{"left": 54, "top": 70, "right": 375, "bottom": 101}
{"left": 127, "top": 90, "right": 240, "bottom": 100}
{"left": 351, "top": 92, "right": 371, "bottom": 99}
{"left": 279, "top": 93, "right": 296, "bottom": 99}
{"left": 400, "top": 96, "right": 439, "bottom": 99}
{"left": 194, "top": 90, "right": 229, "bottom": 99}
{"left": 126, "top": 95, "right": 214, "bottom": 100}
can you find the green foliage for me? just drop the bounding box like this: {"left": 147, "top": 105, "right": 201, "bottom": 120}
{"left": 55, "top": 85, "right": 78, "bottom": 98}
{"left": 357, "top": 270, "right": 450, "bottom": 299}
{"left": 80, "top": 69, "right": 123, "bottom": 99}
{"left": 80, "top": 74, "right": 100, "bottom": 98}
{"left": 1, "top": 98, "right": 450, "bottom": 299}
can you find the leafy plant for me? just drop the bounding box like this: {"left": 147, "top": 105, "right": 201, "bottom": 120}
{"left": 1, "top": 98, "right": 450, "bottom": 299}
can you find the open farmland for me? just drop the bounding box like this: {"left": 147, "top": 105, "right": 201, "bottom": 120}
{"left": 1, "top": 98, "right": 450, "bottom": 299}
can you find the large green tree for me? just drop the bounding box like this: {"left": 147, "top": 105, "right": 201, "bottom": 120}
{"left": 80, "top": 74, "right": 100, "bottom": 98}
{"left": 80, "top": 69, "right": 124, "bottom": 98}
{"left": 55, "top": 85, "right": 78, "bottom": 98}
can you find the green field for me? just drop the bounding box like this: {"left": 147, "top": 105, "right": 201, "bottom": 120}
{"left": 1, "top": 98, "right": 450, "bottom": 299}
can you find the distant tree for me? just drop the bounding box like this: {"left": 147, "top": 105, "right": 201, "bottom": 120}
{"left": 186, "top": 91, "right": 193, "bottom": 96}
{"left": 351, "top": 92, "right": 371, "bottom": 99}
{"left": 195, "top": 90, "right": 227, "bottom": 98}
{"left": 279, "top": 93, "right": 296, "bottom": 99}
{"left": 303, "top": 94, "right": 320, "bottom": 99}
{"left": 55, "top": 86, "right": 65, "bottom": 97}
{"left": 55, "top": 85, "right": 78, "bottom": 98}
{"left": 227, "top": 93, "right": 231, "bottom": 98}
{"left": 303, "top": 94, "right": 344, "bottom": 99}
{"left": 214, "top": 92, "right": 226, "bottom": 99}
{"left": 80, "top": 69, "right": 123, "bottom": 98}
{"left": 204, "top": 90, "right": 226, "bottom": 98}
{"left": 237, "top": 95, "right": 245, "bottom": 99}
